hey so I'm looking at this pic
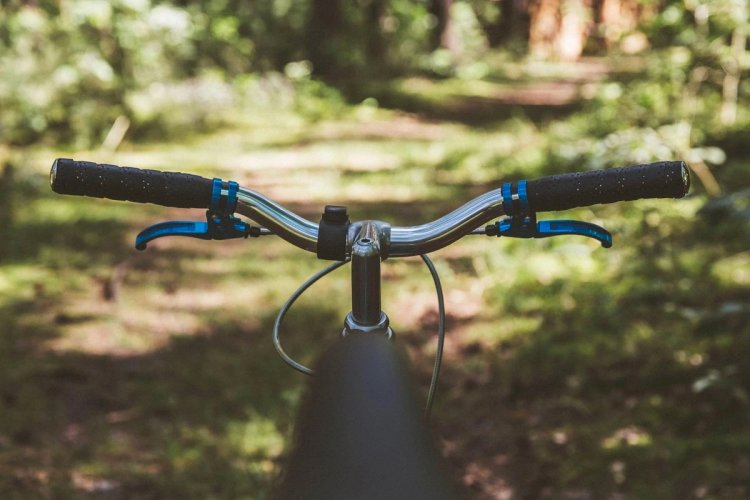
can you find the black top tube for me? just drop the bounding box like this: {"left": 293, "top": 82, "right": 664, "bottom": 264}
{"left": 272, "top": 333, "right": 461, "bottom": 500}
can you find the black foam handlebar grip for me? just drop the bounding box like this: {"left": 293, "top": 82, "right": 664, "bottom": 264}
{"left": 50, "top": 158, "right": 214, "bottom": 209}
{"left": 526, "top": 161, "right": 690, "bottom": 212}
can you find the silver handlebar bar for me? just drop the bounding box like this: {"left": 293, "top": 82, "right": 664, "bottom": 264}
{"left": 235, "top": 187, "right": 506, "bottom": 257}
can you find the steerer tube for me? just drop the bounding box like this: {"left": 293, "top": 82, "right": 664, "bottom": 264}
{"left": 351, "top": 238, "right": 381, "bottom": 325}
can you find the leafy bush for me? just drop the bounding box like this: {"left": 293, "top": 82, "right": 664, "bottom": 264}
{"left": 0, "top": 0, "right": 425, "bottom": 147}
{"left": 0, "top": 1, "right": 199, "bottom": 147}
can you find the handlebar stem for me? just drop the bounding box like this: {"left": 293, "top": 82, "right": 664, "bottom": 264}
{"left": 344, "top": 221, "right": 393, "bottom": 338}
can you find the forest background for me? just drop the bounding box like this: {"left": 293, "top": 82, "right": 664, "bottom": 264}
{"left": 1, "top": 0, "right": 749, "bottom": 498}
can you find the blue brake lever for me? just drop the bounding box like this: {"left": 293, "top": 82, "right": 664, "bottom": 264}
{"left": 535, "top": 220, "right": 612, "bottom": 248}
{"left": 135, "top": 179, "right": 258, "bottom": 250}
{"left": 491, "top": 215, "right": 612, "bottom": 248}
{"left": 135, "top": 213, "right": 257, "bottom": 250}
{"left": 136, "top": 221, "right": 211, "bottom": 250}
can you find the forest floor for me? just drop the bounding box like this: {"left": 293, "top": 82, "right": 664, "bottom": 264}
{"left": 1, "top": 64, "right": 748, "bottom": 499}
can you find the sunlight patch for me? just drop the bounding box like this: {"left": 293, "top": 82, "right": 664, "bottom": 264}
{"left": 0, "top": 265, "right": 48, "bottom": 299}
{"left": 601, "top": 426, "right": 652, "bottom": 449}
{"left": 45, "top": 299, "right": 204, "bottom": 356}
{"left": 711, "top": 251, "right": 750, "bottom": 286}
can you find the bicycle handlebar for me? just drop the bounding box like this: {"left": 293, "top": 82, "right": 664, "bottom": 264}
{"left": 51, "top": 158, "right": 214, "bottom": 209}
{"left": 50, "top": 158, "right": 690, "bottom": 256}
{"left": 526, "top": 161, "right": 689, "bottom": 212}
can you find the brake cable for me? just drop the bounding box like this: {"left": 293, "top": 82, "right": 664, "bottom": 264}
{"left": 272, "top": 259, "right": 349, "bottom": 376}
{"left": 421, "top": 254, "right": 445, "bottom": 419}
{"left": 272, "top": 255, "right": 447, "bottom": 417}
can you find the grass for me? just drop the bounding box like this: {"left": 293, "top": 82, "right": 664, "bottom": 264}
{"left": 1, "top": 73, "right": 749, "bottom": 498}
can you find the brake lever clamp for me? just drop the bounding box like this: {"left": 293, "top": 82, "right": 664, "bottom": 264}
{"left": 486, "top": 211, "right": 613, "bottom": 248}
{"left": 135, "top": 178, "right": 260, "bottom": 250}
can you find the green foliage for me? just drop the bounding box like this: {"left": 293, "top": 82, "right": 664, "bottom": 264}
{"left": 426, "top": 1, "right": 489, "bottom": 78}
{"left": 384, "top": 0, "right": 435, "bottom": 72}
{"left": 645, "top": 0, "right": 748, "bottom": 47}
{"left": 554, "top": 0, "right": 748, "bottom": 174}
{"left": 0, "top": 0, "right": 324, "bottom": 147}
{"left": 0, "top": 0, "right": 505, "bottom": 146}
{"left": 0, "top": 1, "right": 203, "bottom": 146}
{"left": 176, "top": 0, "right": 310, "bottom": 74}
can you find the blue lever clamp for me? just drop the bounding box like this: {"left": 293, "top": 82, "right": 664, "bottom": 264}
{"left": 493, "top": 181, "right": 612, "bottom": 247}
{"left": 135, "top": 178, "right": 257, "bottom": 250}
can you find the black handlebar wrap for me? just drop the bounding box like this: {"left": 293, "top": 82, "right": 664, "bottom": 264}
{"left": 50, "top": 158, "right": 214, "bottom": 209}
{"left": 525, "top": 161, "right": 690, "bottom": 212}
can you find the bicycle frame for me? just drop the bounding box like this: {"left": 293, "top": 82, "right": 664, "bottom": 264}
{"left": 273, "top": 333, "right": 459, "bottom": 500}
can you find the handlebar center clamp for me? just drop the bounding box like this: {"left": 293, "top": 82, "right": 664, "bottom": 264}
{"left": 317, "top": 205, "right": 350, "bottom": 261}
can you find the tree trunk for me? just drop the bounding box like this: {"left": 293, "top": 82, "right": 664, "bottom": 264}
{"left": 488, "top": 0, "right": 531, "bottom": 47}
{"left": 365, "top": 0, "right": 387, "bottom": 68}
{"left": 598, "top": 0, "right": 651, "bottom": 51}
{"left": 529, "top": 0, "right": 560, "bottom": 60}
{"left": 529, "top": 0, "right": 593, "bottom": 61}
{"left": 558, "top": 0, "right": 592, "bottom": 61}
{"left": 720, "top": 23, "right": 747, "bottom": 126}
{"left": 307, "top": 0, "right": 344, "bottom": 77}
{"left": 0, "top": 156, "right": 14, "bottom": 261}
{"left": 430, "top": 0, "right": 457, "bottom": 55}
